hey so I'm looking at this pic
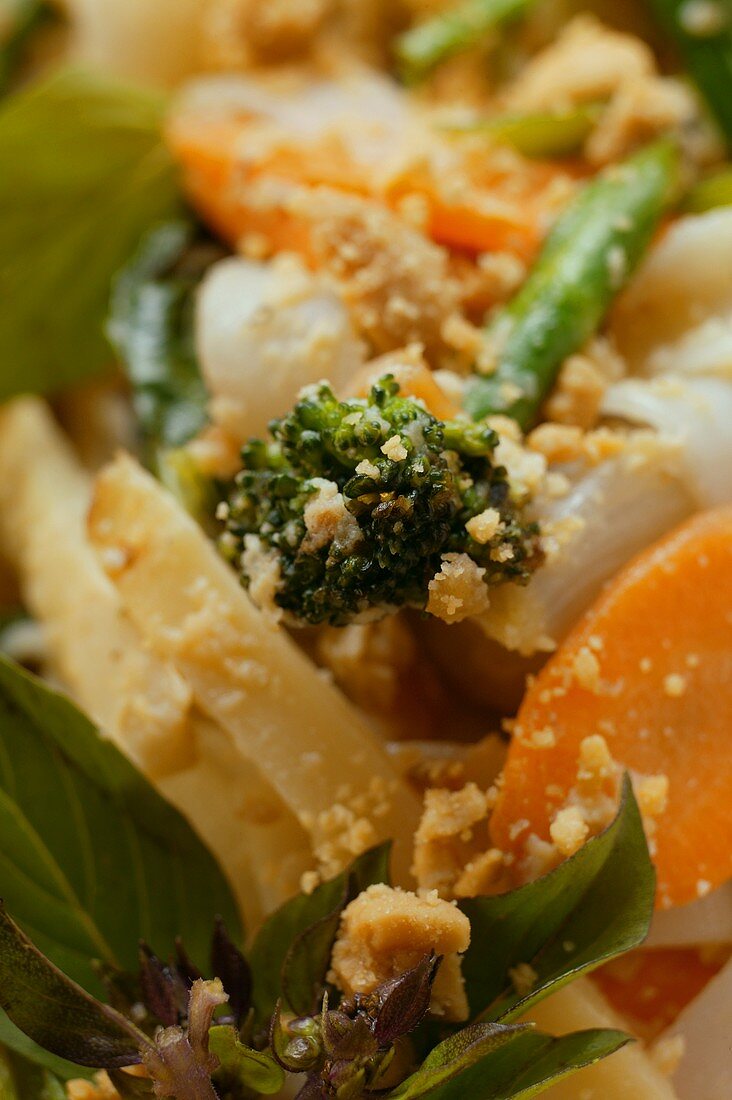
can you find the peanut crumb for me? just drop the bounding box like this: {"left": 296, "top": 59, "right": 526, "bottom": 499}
{"left": 330, "top": 884, "right": 471, "bottom": 1021}
{"left": 381, "top": 434, "right": 408, "bottom": 462}
{"left": 550, "top": 806, "right": 589, "bottom": 856}
{"left": 571, "top": 646, "right": 601, "bottom": 693}
{"left": 465, "top": 507, "right": 502, "bottom": 544}
{"left": 663, "top": 673, "right": 687, "bottom": 697}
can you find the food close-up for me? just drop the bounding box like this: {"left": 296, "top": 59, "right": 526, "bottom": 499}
{"left": 0, "top": 0, "right": 730, "bottom": 1097}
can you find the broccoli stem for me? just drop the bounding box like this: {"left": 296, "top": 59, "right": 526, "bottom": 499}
{"left": 648, "top": 0, "right": 732, "bottom": 149}
{"left": 395, "top": 0, "right": 534, "bottom": 83}
{"left": 463, "top": 140, "right": 680, "bottom": 429}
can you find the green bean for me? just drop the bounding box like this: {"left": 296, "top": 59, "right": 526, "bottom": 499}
{"left": 463, "top": 141, "right": 680, "bottom": 429}
{"left": 395, "top": 0, "right": 534, "bottom": 83}
{"left": 442, "top": 104, "right": 602, "bottom": 159}
{"left": 648, "top": 0, "right": 732, "bottom": 148}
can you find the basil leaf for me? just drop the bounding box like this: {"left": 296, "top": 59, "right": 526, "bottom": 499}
{"left": 0, "top": 68, "right": 181, "bottom": 403}
{"left": 0, "top": 654, "right": 242, "bottom": 998}
{"left": 0, "top": 1044, "right": 67, "bottom": 1100}
{"left": 0, "top": 1018, "right": 91, "bottom": 1083}
{"left": 461, "top": 775, "right": 654, "bottom": 1022}
{"left": 0, "top": 905, "right": 145, "bottom": 1069}
{"left": 250, "top": 842, "right": 391, "bottom": 1026}
{"left": 389, "top": 1026, "right": 630, "bottom": 1100}
{"left": 108, "top": 220, "right": 221, "bottom": 464}
{"left": 209, "top": 1026, "right": 284, "bottom": 1095}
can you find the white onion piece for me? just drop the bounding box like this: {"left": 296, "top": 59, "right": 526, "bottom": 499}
{"left": 476, "top": 444, "right": 694, "bottom": 654}
{"left": 612, "top": 209, "right": 732, "bottom": 372}
{"left": 196, "top": 256, "right": 365, "bottom": 443}
{"left": 646, "top": 881, "right": 732, "bottom": 948}
{"left": 602, "top": 376, "right": 732, "bottom": 508}
{"left": 661, "top": 955, "right": 732, "bottom": 1100}
{"left": 645, "top": 312, "right": 732, "bottom": 380}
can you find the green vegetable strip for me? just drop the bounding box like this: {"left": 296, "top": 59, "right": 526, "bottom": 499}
{"left": 684, "top": 164, "right": 732, "bottom": 211}
{"left": 463, "top": 140, "right": 679, "bottom": 429}
{"left": 648, "top": 0, "right": 732, "bottom": 148}
{"left": 443, "top": 104, "right": 602, "bottom": 159}
{"left": 395, "top": 0, "right": 533, "bottom": 83}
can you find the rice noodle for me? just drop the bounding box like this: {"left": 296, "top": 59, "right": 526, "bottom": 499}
{"left": 646, "top": 881, "right": 732, "bottom": 948}
{"left": 660, "top": 955, "right": 732, "bottom": 1100}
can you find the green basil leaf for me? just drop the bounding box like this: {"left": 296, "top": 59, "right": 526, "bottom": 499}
{"left": 107, "top": 220, "right": 221, "bottom": 464}
{"left": 389, "top": 1027, "right": 630, "bottom": 1100}
{"left": 209, "top": 1025, "right": 284, "bottom": 1095}
{"left": 0, "top": 68, "right": 182, "bottom": 403}
{"left": 0, "top": 1043, "right": 67, "bottom": 1100}
{"left": 0, "top": 654, "right": 242, "bottom": 998}
{"left": 461, "top": 774, "right": 654, "bottom": 1022}
{"left": 0, "top": 905, "right": 145, "bottom": 1068}
{"left": 387, "top": 1022, "right": 532, "bottom": 1098}
{"left": 249, "top": 842, "right": 391, "bottom": 1027}
{"left": 0, "top": 1018, "right": 92, "bottom": 1083}
{"left": 281, "top": 901, "right": 346, "bottom": 1018}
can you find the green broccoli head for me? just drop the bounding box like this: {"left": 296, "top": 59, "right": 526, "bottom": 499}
{"left": 219, "top": 375, "right": 542, "bottom": 626}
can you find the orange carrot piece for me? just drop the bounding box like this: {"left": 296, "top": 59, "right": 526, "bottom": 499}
{"left": 593, "top": 947, "right": 728, "bottom": 1041}
{"left": 490, "top": 507, "right": 732, "bottom": 909}
{"left": 167, "top": 111, "right": 564, "bottom": 262}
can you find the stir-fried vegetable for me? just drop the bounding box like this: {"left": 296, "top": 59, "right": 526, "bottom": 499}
{"left": 491, "top": 505, "right": 732, "bottom": 909}
{"left": 444, "top": 104, "right": 602, "bottom": 159}
{"left": 395, "top": 0, "right": 534, "bottom": 82}
{"left": 463, "top": 140, "right": 679, "bottom": 428}
{"left": 649, "top": 0, "right": 732, "bottom": 148}
{"left": 220, "top": 375, "right": 541, "bottom": 627}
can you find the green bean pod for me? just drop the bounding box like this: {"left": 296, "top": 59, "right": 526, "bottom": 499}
{"left": 395, "top": 0, "right": 533, "bottom": 83}
{"left": 463, "top": 140, "right": 680, "bottom": 429}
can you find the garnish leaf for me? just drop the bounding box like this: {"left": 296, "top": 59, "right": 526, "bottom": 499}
{"left": 0, "top": 1044, "right": 66, "bottom": 1100}
{"left": 208, "top": 1026, "right": 284, "bottom": 1095}
{"left": 0, "top": 654, "right": 241, "bottom": 1000}
{"left": 210, "top": 916, "right": 252, "bottom": 1026}
{"left": 0, "top": 1017, "right": 92, "bottom": 1083}
{"left": 0, "top": 68, "right": 181, "bottom": 402}
{"left": 250, "top": 843, "right": 391, "bottom": 1026}
{"left": 460, "top": 775, "right": 654, "bottom": 1022}
{"left": 373, "top": 954, "right": 440, "bottom": 1046}
{"left": 108, "top": 220, "right": 221, "bottom": 465}
{"left": 281, "top": 898, "right": 346, "bottom": 1017}
{"left": 0, "top": 905, "right": 145, "bottom": 1068}
{"left": 389, "top": 1026, "right": 630, "bottom": 1100}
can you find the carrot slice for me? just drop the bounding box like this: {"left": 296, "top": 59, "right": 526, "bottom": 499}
{"left": 490, "top": 507, "right": 732, "bottom": 909}
{"left": 167, "top": 110, "right": 569, "bottom": 262}
{"left": 594, "top": 946, "right": 728, "bottom": 1041}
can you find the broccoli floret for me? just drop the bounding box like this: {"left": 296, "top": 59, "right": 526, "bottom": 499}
{"left": 219, "top": 375, "right": 542, "bottom": 626}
